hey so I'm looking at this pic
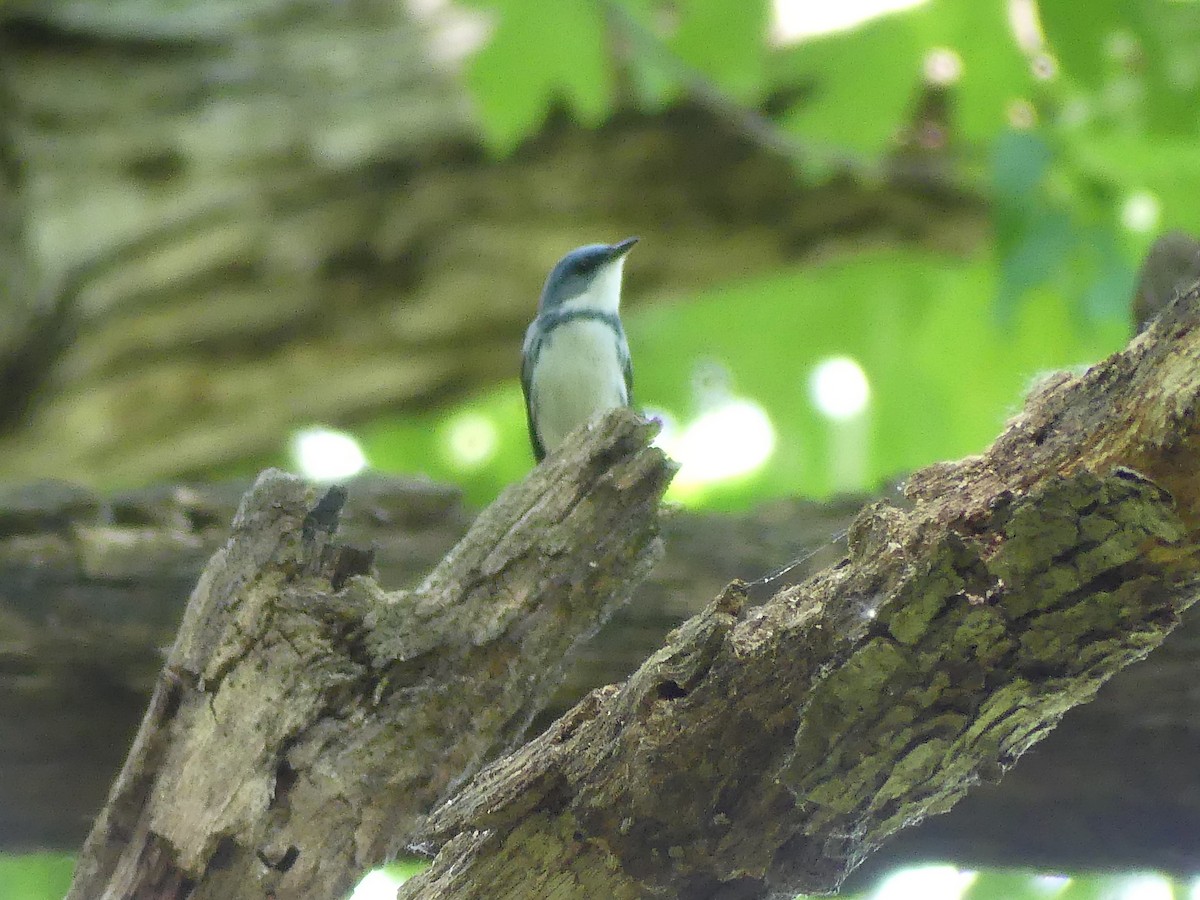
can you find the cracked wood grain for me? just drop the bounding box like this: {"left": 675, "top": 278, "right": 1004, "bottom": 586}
{"left": 7, "top": 481, "right": 1200, "bottom": 875}
{"left": 0, "top": 476, "right": 856, "bottom": 857}
{"left": 398, "top": 285, "right": 1200, "bottom": 900}
{"left": 65, "top": 410, "right": 674, "bottom": 900}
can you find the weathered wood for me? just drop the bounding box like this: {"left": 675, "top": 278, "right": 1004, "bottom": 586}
{"left": 0, "top": 474, "right": 476, "bottom": 854}
{"left": 65, "top": 410, "right": 675, "bottom": 900}
{"left": 396, "top": 285, "right": 1200, "bottom": 899}
{"left": 0, "top": 476, "right": 852, "bottom": 856}
{"left": 5, "top": 477, "right": 1200, "bottom": 876}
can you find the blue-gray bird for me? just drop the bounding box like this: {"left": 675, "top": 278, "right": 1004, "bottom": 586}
{"left": 521, "top": 237, "right": 638, "bottom": 461}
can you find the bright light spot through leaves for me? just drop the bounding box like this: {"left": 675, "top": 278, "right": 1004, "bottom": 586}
{"left": 771, "top": 0, "right": 928, "bottom": 42}
{"left": 809, "top": 356, "right": 871, "bottom": 421}
{"left": 443, "top": 411, "right": 500, "bottom": 470}
{"left": 1008, "top": 0, "right": 1047, "bottom": 52}
{"left": 1031, "top": 873, "right": 1072, "bottom": 894}
{"left": 1007, "top": 98, "right": 1037, "bottom": 129}
{"left": 292, "top": 428, "right": 367, "bottom": 482}
{"left": 1121, "top": 192, "right": 1161, "bottom": 233}
{"left": 872, "top": 865, "right": 977, "bottom": 900}
{"left": 1117, "top": 874, "right": 1175, "bottom": 900}
{"left": 349, "top": 869, "right": 407, "bottom": 900}
{"left": 663, "top": 398, "right": 776, "bottom": 494}
{"left": 924, "top": 48, "right": 963, "bottom": 85}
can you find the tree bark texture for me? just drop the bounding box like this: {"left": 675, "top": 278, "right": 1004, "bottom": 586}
{"left": 0, "top": 473, "right": 853, "bottom": 855}
{"left": 4, "top": 473, "right": 1200, "bottom": 875}
{"left": 395, "top": 287, "right": 1200, "bottom": 899}
{"left": 64, "top": 411, "right": 675, "bottom": 900}
{"left": 0, "top": 3, "right": 982, "bottom": 485}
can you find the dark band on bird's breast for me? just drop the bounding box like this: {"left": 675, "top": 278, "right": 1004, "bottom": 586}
{"left": 535, "top": 308, "right": 624, "bottom": 337}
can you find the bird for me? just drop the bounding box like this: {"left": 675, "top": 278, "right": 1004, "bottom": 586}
{"left": 521, "top": 237, "right": 638, "bottom": 461}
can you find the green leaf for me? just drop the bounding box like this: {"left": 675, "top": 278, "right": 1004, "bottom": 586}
{"left": 384, "top": 858, "right": 429, "bottom": 882}
{"left": 772, "top": 13, "right": 925, "bottom": 153}
{"left": 670, "top": 0, "right": 770, "bottom": 102}
{"left": 1038, "top": 0, "right": 1124, "bottom": 87}
{"left": 988, "top": 127, "right": 1138, "bottom": 326}
{"left": 990, "top": 130, "right": 1064, "bottom": 321}
{"left": 773, "top": 0, "right": 1036, "bottom": 158}
{"left": 1078, "top": 227, "right": 1137, "bottom": 323}
{"left": 616, "top": 0, "right": 681, "bottom": 108}
{"left": 1072, "top": 131, "right": 1200, "bottom": 230}
{"left": 992, "top": 129, "right": 1054, "bottom": 201}
{"left": 461, "top": 0, "right": 614, "bottom": 152}
{"left": 1056, "top": 873, "right": 1129, "bottom": 900}
{"left": 921, "top": 0, "right": 1035, "bottom": 142}
{"left": 1136, "top": 1, "right": 1200, "bottom": 134}
{"left": 1040, "top": 0, "right": 1200, "bottom": 135}
{"left": 995, "top": 210, "right": 1075, "bottom": 323}
{"left": 963, "top": 870, "right": 1052, "bottom": 900}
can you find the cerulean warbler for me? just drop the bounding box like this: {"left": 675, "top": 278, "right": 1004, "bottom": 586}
{"left": 521, "top": 237, "right": 638, "bottom": 461}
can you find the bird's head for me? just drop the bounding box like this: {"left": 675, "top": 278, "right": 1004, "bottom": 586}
{"left": 538, "top": 236, "right": 638, "bottom": 314}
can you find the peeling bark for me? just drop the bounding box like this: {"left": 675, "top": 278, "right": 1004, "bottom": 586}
{"left": 397, "top": 287, "right": 1200, "bottom": 899}
{"left": 4, "top": 469, "right": 1200, "bottom": 877}
{"left": 65, "top": 411, "right": 674, "bottom": 900}
{"left": 0, "top": 475, "right": 853, "bottom": 856}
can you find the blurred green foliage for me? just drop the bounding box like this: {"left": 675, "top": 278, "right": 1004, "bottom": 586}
{"left": 0, "top": 853, "right": 74, "bottom": 900}
{"left": 1, "top": 854, "right": 1192, "bottom": 900}
{"left": 463, "top": 0, "right": 613, "bottom": 149}
{"left": 362, "top": 250, "right": 1124, "bottom": 509}
{"left": 350, "top": 0, "right": 1200, "bottom": 510}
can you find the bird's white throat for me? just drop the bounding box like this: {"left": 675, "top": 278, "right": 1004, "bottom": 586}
{"left": 557, "top": 257, "right": 626, "bottom": 315}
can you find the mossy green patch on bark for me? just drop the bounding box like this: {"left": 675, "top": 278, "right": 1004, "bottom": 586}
{"left": 876, "top": 737, "right": 951, "bottom": 803}
{"left": 790, "top": 638, "right": 915, "bottom": 772}
{"left": 883, "top": 556, "right": 961, "bottom": 646}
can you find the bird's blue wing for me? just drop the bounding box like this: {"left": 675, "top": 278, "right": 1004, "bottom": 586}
{"left": 521, "top": 322, "right": 547, "bottom": 461}
{"left": 620, "top": 335, "right": 633, "bottom": 407}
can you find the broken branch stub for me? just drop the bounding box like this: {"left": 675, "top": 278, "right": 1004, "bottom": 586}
{"left": 401, "top": 288, "right": 1200, "bottom": 900}
{"left": 67, "top": 409, "right": 675, "bottom": 900}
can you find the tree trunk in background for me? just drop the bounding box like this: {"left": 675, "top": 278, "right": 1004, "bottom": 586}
{"left": 0, "top": 2, "right": 982, "bottom": 486}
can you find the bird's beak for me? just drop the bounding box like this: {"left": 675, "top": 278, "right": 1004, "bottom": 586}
{"left": 607, "top": 236, "right": 639, "bottom": 259}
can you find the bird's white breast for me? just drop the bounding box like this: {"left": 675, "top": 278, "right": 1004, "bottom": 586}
{"left": 530, "top": 318, "right": 627, "bottom": 454}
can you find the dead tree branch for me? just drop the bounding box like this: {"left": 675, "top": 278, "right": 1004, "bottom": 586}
{"left": 65, "top": 412, "right": 674, "bottom": 900}
{"left": 397, "top": 288, "right": 1200, "bottom": 899}
{"left": 10, "top": 482, "right": 1200, "bottom": 878}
